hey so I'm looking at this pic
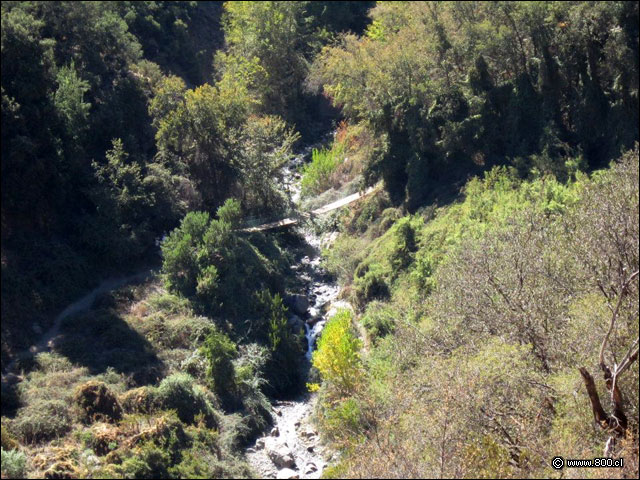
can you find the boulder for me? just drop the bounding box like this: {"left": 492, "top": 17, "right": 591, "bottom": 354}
{"left": 287, "top": 315, "right": 304, "bottom": 330}
{"left": 304, "top": 463, "right": 318, "bottom": 474}
{"left": 267, "top": 445, "right": 296, "bottom": 468}
{"left": 301, "top": 428, "right": 317, "bottom": 439}
{"left": 266, "top": 439, "right": 295, "bottom": 469}
{"left": 276, "top": 468, "right": 299, "bottom": 479}
{"left": 287, "top": 294, "right": 309, "bottom": 316}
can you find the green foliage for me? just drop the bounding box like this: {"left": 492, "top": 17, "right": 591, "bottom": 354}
{"left": 216, "top": 198, "right": 242, "bottom": 228}
{"left": 361, "top": 301, "right": 396, "bottom": 343}
{"left": 317, "top": 148, "right": 639, "bottom": 478}
{"left": 254, "top": 289, "right": 305, "bottom": 397}
{"left": 301, "top": 146, "right": 343, "bottom": 197}
{"left": 201, "top": 330, "right": 237, "bottom": 404}
{"left": 320, "top": 397, "right": 367, "bottom": 446}
{"left": 53, "top": 62, "right": 90, "bottom": 136}
{"left": 389, "top": 218, "right": 416, "bottom": 273}
{"left": 119, "top": 441, "right": 171, "bottom": 479}
{"left": 354, "top": 263, "right": 390, "bottom": 306}
{"left": 254, "top": 290, "right": 289, "bottom": 352}
{"left": 312, "top": 309, "right": 362, "bottom": 395}
{"left": 0, "top": 448, "right": 27, "bottom": 479}
{"left": 235, "top": 115, "right": 300, "bottom": 216}
{"left": 13, "top": 398, "right": 73, "bottom": 444}
{"left": 310, "top": 1, "right": 639, "bottom": 208}
{"left": 161, "top": 204, "right": 289, "bottom": 318}
{"left": 156, "top": 374, "right": 219, "bottom": 428}
{"left": 219, "top": 1, "right": 312, "bottom": 129}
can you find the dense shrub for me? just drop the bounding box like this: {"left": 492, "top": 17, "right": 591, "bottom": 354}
{"left": 162, "top": 200, "right": 289, "bottom": 318}
{"left": 1, "top": 448, "right": 27, "bottom": 479}
{"left": 74, "top": 381, "right": 123, "bottom": 424}
{"left": 119, "top": 386, "right": 157, "bottom": 414}
{"left": 301, "top": 146, "right": 343, "bottom": 197}
{"left": 312, "top": 309, "right": 362, "bottom": 395}
{"left": 14, "top": 399, "right": 73, "bottom": 443}
{"left": 155, "top": 374, "right": 218, "bottom": 428}
{"left": 119, "top": 441, "right": 171, "bottom": 479}
{"left": 361, "top": 301, "right": 395, "bottom": 343}
{"left": 316, "top": 148, "right": 639, "bottom": 478}
{"left": 388, "top": 218, "right": 416, "bottom": 273}
{"left": 354, "top": 263, "right": 389, "bottom": 306}
{"left": 201, "top": 329, "right": 237, "bottom": 405}
{"left": 233, "top": 344, "right": 273, "bottom": 442}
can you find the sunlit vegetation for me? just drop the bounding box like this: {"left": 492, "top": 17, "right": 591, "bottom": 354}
{"left": 2, "top": 1, "right": 638, "bottom": 479}
{"left": 309, "top": 1, "right": 639, "bottom": 209}
{"left": 316, "top": 147, "right": 638, "bottom": 478}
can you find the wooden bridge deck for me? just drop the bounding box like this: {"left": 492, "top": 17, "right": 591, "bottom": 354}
{"left": 242, "top": 186, "right": 377, "bottom": 232}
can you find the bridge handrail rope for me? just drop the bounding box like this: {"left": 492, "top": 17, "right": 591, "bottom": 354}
{"left": 240, "top": 186, "right": 377, "bottom": 233}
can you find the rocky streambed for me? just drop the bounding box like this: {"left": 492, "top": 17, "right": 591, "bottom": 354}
{"left": 245, "top": 229, "right": 346, "bottom": 479}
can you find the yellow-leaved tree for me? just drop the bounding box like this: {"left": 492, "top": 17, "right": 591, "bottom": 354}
{"left": 312, "top": 309, "right": 363, "bottom": 395}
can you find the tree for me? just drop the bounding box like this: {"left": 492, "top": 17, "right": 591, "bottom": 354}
{"left": 568, "top": 148, "right": 639, "bottom": 455}
{"left": 312, "top": 309, "right": 362, "bottom": 395}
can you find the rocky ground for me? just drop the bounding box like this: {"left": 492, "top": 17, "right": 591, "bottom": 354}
{"left": 245, "top": 230, "right": 346, "bottom": 479}
{"left": 245, "top": 395, "right": 331, "bottom": 479}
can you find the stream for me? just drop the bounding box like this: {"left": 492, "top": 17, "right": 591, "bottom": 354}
{"left": 2, "top": 143, "right": 346, "bottom": 479}
{"left": 245, "top": 232, "right": 346, "bottom": 480}
{"left": 244, "top": 146, "right": 348, "bottom": 479}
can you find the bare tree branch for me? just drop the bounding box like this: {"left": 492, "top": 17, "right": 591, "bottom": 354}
{"left": 598, "top": 270, "right": 639, "bottom": 366}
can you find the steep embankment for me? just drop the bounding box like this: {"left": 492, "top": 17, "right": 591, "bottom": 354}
{"left": 2, "top": 269, "right": 153, "bottom": 385}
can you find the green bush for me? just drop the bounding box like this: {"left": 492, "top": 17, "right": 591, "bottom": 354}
{"left": 156, "top": 374, "right": 219, "bottom": 428}
{"left": 354, "top": 263, "right": 389, "bottom": 305}
{"left": 312, "top": 309, "right": 363, "bottom": 395}
{"left": 361, "top": 301, "right": 396, "bottom": 343}
{"left": 73, "top": 381, "right": 123, "bottom": 423}
{"left": 1, "top": 448, "right": 27, "bottom": 479}
{"left": 201, "top": 329, "right": 237, "bottom": 404}
{"left": 256, "top": 290, "right": 305, "bottom": 397}
{"left": 233, "top": 344, "right": 273, "bottom": 442}
{"left": 14, "top": 398, "right": 73, "bottom": 443}
{"left": 389, "top": 218, "right": 416, "bottom": 273}
{"left": 323, "top": 398, "right": 365, "bottom": 444}
{"left": 119, "top": 441, "right": 171, "bottom": 479}
{"left": 301, "top": 147, "right": 342, "bottom": 196}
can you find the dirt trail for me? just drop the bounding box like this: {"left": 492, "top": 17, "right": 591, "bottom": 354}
{"left": 2, "top": 269, "right": 152, "bottom": 383}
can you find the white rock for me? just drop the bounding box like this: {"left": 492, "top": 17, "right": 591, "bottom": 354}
{"left": 276, "top": 468, "right": 299, "bottom": 479}
{"left": 266, "top": 438, "right": 295, "bottom": 469}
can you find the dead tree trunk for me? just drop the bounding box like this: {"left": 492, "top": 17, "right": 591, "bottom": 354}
{"left": 579, "top": 270, "right": 638, "bottom": 456}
